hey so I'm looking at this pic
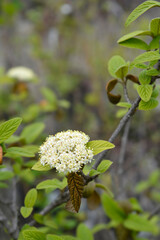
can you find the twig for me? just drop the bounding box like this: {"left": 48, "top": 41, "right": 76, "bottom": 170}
{"left": 29, "top": 191, "right": 70, "bottom": 226}
{"left": 123, "top": 82, "right": 132, "bottom": 104}
{"left": 118, "top": 120, "right": 130, "bottom": 176}
{"left": 92, "top": 96, "right": 141, "bottom": 170}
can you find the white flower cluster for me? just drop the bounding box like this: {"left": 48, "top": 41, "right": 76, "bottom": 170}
{"left": 39, "top": 130, "right": 93, "bottom": 173}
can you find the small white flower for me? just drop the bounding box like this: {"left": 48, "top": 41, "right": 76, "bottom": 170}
{"left": 39, "top": 130, "right": 93, "bottom": 173}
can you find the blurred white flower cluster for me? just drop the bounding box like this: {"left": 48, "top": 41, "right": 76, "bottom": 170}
{"left": 39, "top": 130, "right": 93, "bottom": 173}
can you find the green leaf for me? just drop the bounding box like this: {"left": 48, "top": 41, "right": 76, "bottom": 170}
{"left": 0, "top": 117, "right": 22, "bottom": 143}
{"left": 125, "top": 1, "right": 160, "bottom": 27}
{"left": 47, "top": 235, "right": 64, "bottom": 240}
{"left": 36, "top": 179, "right": 67, "bottom": 190}
{"left": 101, "top": 193, "right": 126, "bottom": 223}
{"left": 21, "top": 122, "right": 45, "bottom": 144}
{"left": 87, "top": 140, "right": 115, "bottom": 155}
{"left": 5, "top": 135, "right": 22, "bottom": 144}
{"left": 139, "top": 97, "right": 158, "bottom": 110}
{"left": 97, "top": 160, "right": 113, "bottom": 173}
{"left": 89, "top": 169, "right": 99, "bottom": 177}
{"left": 108, "top": 55, "right": 126, "bottom": 78}
{"left": 0, "top": 171, "right": 14, "bottom": 180}
{"left": 124, "top": 214, "right": 158, "bottom": 234}
{"left": 115, "top": 65, "right": 128, "bottom": 79}
{"left": 24, "top": 188, "right": 37, "bottom": 208}
{"left": 77, "top": 223, "right": 93, "bottom": 240}
{"left": 92, "top": 223, "right": 108, "bottom": 234}
{"left": 146, "top": 68, "right": 160, "bottom": 76}
{"left": 135, "top": 181, "right": 150, "bottom": 193}
{"left": 62, "top": 236, "right": 79, "bottom": 240}
{"left": 139, "top": 70, "right": 152, "bottom": 85}
{"left": 5, "top": 147, "right": 35, "bottom": 158}
{"left": 117, "top": 102, "right": 132, "bottom": 108}
{"left": 131, "top": 50, "right": 160, "bottom": 67}
{"left": 150, "top": 17, "right": 160, "bottom": 36}
{"left": 118, "top": 30, "right": 152, "bottom": 43}
{"left": 116, "top": 109, "right": 128, "bottom": 118}
{"left": 20, "top": 206, "right": 33, "bottom": 218}
{"left": 32, "top": 161, "right": 51, "bottom": 171}
{"left": 151, "top": 87, "right": 159, "bottom": 98}
{"left": 137, "top": 85, "right": 153, "bottom": 102}
{"left": 149, "top": 35, "right": 160, "bottom": 50}
{"left": 23, "top": 229, "right": 46, "bottom": 240}
{"left": 118, "top": 38, "right": 149, "bottom": 50}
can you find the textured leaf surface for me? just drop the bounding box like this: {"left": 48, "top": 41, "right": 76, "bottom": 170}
{"left": 124, "top": 214, "right": 158, "bottom": 234}
{"left": 36, "top": 178, "right": 67, "bottom": 190}
{"left": 21, "top": 122, "right": 45, "bottom": 144}
{"left": 0, "top": 118, "right": 22, "bottom": 143}
{"left": 87, "top": 140, "right": 115, "bottom": 155}
{"left": 24, "top": 188, "right": 37, "bottom": 208}
{"left": 97, "top": 160, "right": 113, "bottom": 173}
{"left": 108, "top": 55, "right": 126, "bottom": 78}
{"left": 119, "top": 38, "right": 148, "bottom": 50}
{"left": 67, "top": 173, "right": 84, "bottom": 213}
{"left": 139, "top": 70, "right": 151, "bottom": 85}
{"left": 150, "top": 17, "right": 160, "bottom": 36}
{"left": 20, "top": 207, "right": 33, "bottom": 218}
{"left": 5, "top": 147, "right": 35, "bottom": 158}
{"left": 47, "top": 235, "right": 64, "bottom": 240}
{"left": 32, "top": 161, "right": 51, "bottom": 171}
{"left": 23, "top": 230, "right": 46, "bottom": 240}
{"left": 131, "top": 51, "right": 160, "bottom": 67}
{"left": 101, "top": 193, "right": 126, "bottom": 223}
{"left": 139, "top": 98, "right": 158, "bottom": 110}
{"left": 115, "top": 65, "right": 128, "bottom": 79}
{"left": 125, "top": 1, "right": 160, "bottom": 26}
{"left": 77, "top": 223, "right": 93, "bottom": 240}
{"left": 118, "top": 30, "right": 152, "bottom": 43}
{"left": 137, "top": 85, "right": 153, "bottom": 102}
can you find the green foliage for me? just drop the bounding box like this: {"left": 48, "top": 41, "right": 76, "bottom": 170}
{"left": 108, "top": 55, "right": 128, "bottom": 78}
{"left": 101, "top": 193, "right": 126, "bottom": 223}
{"left": 32, "top": 161, "right": 51, "bottom": 171}
{"left": 21, "top": 122, "right": 45, "bottom": 144}
{"left": 22, "top": 229, "right": 46, "bottom": 240}
{"left": 0, "top": 170, "right": 14, "bottom": 180}
{"left": 0, "top": 117, "right": 22, "bottom": 143}
{"left": 87, "top": 140, "right": 115, "bottom": 155}
{"left": 150, "top": 17, "right": 160, "bottom": 36}
{"left": 77, "top": 223, "right": 93, "bottom": 240}
{"left": 36, "top": 178, "right": 67, "bottom": 191}
{"left": 137, "top": 85, "right": 153, "bottom": 102}
{"left": 131, "top": 50, "right": 160, "bottom": 67}
{"left": 125, "top": 0, "right": 160, "bottom": 26}
{"left": 139, "top": 97, "right": 159, "bottom": 110}
{"left": 20, "top": 207, "right": 33, "bottom": 219}
{"left": 24, "top": 188, "right": 37, "bottom": 208}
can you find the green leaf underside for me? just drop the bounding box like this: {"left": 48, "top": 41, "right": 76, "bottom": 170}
{"left": 108, "top": 55, "right": 126, "bottom": 78}
{"left": 67, "top": 173, "right": 84, "bottom": 213}
{"left": 32, "top": 161, "right": 51, "bottom": 171}
{"left": 24, "top": 188, "right": 37, "bottom": 208}
{"left": 89, "top": 169, "right": 99, "bottom": 177}
{"left": 118, "top": 30, "right": 152, "bottom": 43}
{"left": 117, "top": 102, "right": 132, "bottom": 108}
{"left": 101, "top": 193, "right": 126, "bottom": 223}
{"left": 139, "top": 97, "right": 158, "bottom": 110}
{"left": 150, "top": 17, "right": 160, "bottom": 36}
{"left": 21, "top": 122, "right": 45, "bottom": 144}
{"left": 115, "top": 65, "right": 128, "bottom": 79}
{"left": 137, "top": 85, "right": 153, "bottom": 102}
{"left": 5, "top": 147, "right": 35, "bottom": 158}
{"left": 149, "top": 36, "right": 160, "bottom": 50}
{"left": 131, "top": 50, "right": 160, "bottom": 67}
{"left": 87, "top": 140, "right": 115, "bottom": 155}
{"left": 125, "top": 1, "right": 160, "bottom": 27}
{"left": 124, "top": 214, "right": 158, "bottom": 234}
{"left": 47, "top": 234, "right": 64, "bottom": 240}
{"left": 77, "top": 223, "right": 93, "bottom": 240}
{"left": 139, "top": 70, "right": 151, "bottom": 85}
{"left": 0, "top": 117, "right": 22, "bottom": 143}
{"left": 23, "top": 230, "right": 46, "bottom": 240}
{"left": 97, "top": 160, "right": 113, "bottom": 173}
{"left": 0, "top": 171, "right": 14, "bottom": 181}
{"left": 20, "top": 207, "right": 33, "bottom": 218}
{"left": 36, "top": 178, "right": 67, "bottom": 190}
{"left": 119, "top": 38, "right": 148, "bottom": 50}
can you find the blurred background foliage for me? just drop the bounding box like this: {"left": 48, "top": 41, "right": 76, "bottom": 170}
{"left": 0, "top": 0, "right": 160, "bottom": 239}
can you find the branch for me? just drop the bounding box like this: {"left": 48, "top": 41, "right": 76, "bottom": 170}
{"left": 92, "top": 96, "right": 141, "bottom": 169}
